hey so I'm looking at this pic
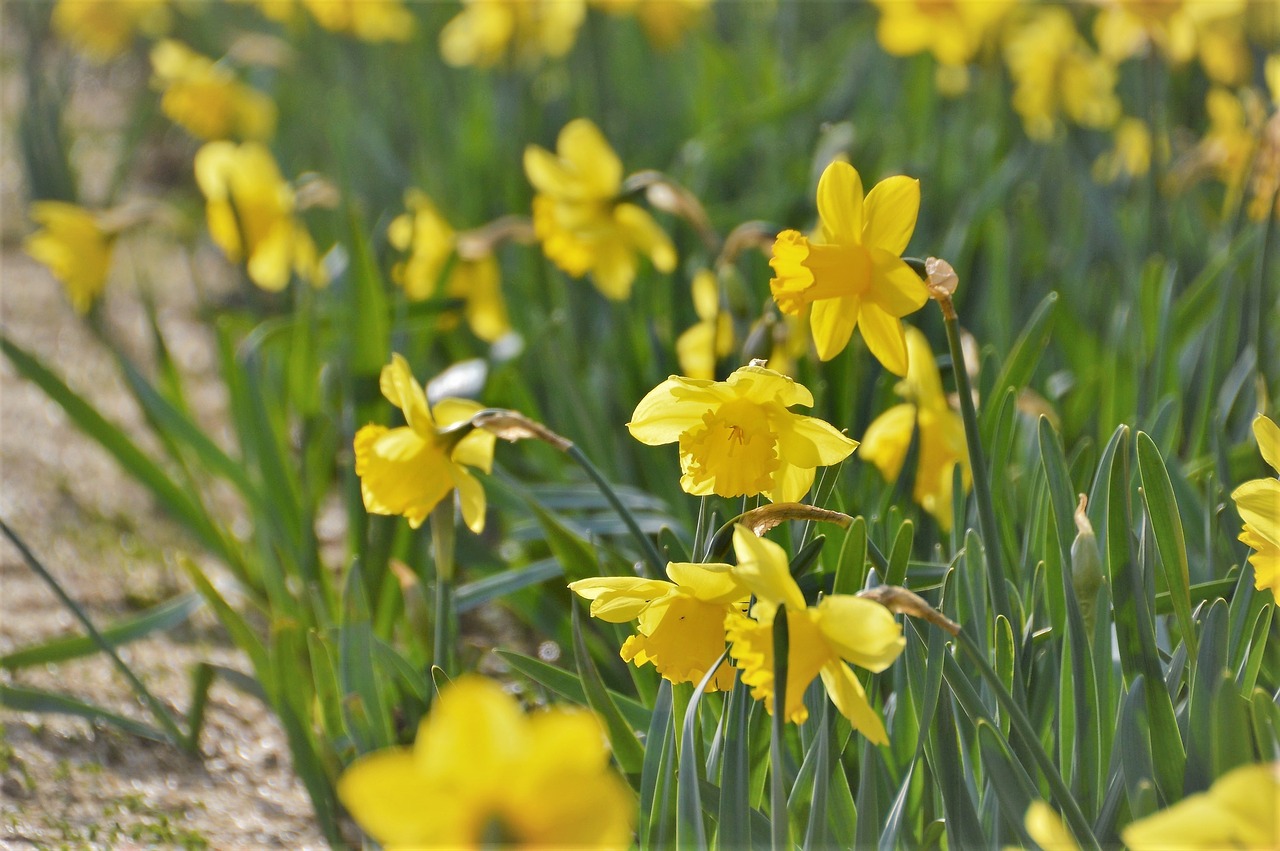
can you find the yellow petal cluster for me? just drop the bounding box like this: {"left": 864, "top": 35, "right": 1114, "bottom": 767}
{"left": 590, "top": 0, "right": 713, "bottom": 49}
{"left": 151, "top": 41, "right": 276, "bottom": 141}
{"left": 194, "top": 141, "right": 326, "bottom": 291}
{"left": 24, "top": 202, "right": 115, "bottom": 315}
{"left": 354, "top": 355, "right": 496, "bottom": 534}
{"left": 870, "top": 0, "right": 1018, "bottom": 71}
{"left": 387, "top": 190, "right": 512, "bottom": 343}
{"left": 440, "top": 0, "right": 586, "bottom": 68}
{"left": 569, "top": 561, "right": 748, "bottom": 690}
{"left": 859, "top": 327, "right": 970, "bottom": 532}
{"left": 675, "top": 269, "right": 734, "bottom": 379}
{"left": 51, "top": 0, "right": 170, "bottom": 62}
{"left": 1232, "top": 414, "right": 1280, "bottom": 603}
{"left": 628, "top": 363, "right": 858, "bottom": 502}
{"left": 1122, "top": 761, "right": 1280, "bottom": 849}
{"left": 724, "top": 527, "right": 905, "bottom": 739}
{"left": 300, "top": 0, "right": 415, "bottom": 42}
{"left": 1093, "top": 0, "right": 1246, "bottom": 70}
{"left": 769, "top": 161, "right": 928, "bottom": 374}
{"left": 338, "top": 676, "right": 634, "bottom": 849}
{"left": 524, "top": 119, "right": 677, "bottom": 300}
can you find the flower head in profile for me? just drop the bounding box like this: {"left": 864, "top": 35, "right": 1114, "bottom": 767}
{"left": 25, "top": 202, "right": 115, "bottom": 315}
{"left": 859, "top": 327, "right": 970, "bottom": 531}
{"left": 1122, "top": 760, "right": 1279, "bottom": 850}
{"left": 1232, "top": 414, "right": 1280, "bottom": 603}
{"left": 338, "top": 675, "right": 634, "bottom": 849}
{"left": 769, "top": 161, "right": 928, "bottom": 374}
{"left": 354, "top": 355, "right": 496, "bottom": 533}
{"left": 724, "top": 527, "right": 905, "bottom": 740}
{"left": 525, "top": 119, "right": 676, "bottom": 300}
{"left": 52, "top": 0, "right": 170, "bottom": 62}
{"left": 387, "top": 190, "right": 511, "bottom": 343}
{"left": 628, "top": 363, "right": 858, "bottom": 502}
{"left": 194, "top": 141, "right": 326, "bottom": 291}
{"left": 301, "top": 0, "right": 415, "bottom": 42}
{"left": 151, "top": 40, "right": 276, "bottom": 141}
{"left": 569, "top": 561, "right": 748, "bottom": 691}
{"left": 675, "top": 269, "right": 734, "bottom": 379}
{"left": 441, "top": 0, "right": 585, "bottom": 68}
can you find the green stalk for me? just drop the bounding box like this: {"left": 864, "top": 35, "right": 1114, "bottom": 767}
{"left": 430, "top": 502, "right": 457, "bottom": 676}
{"left": 566, "top": 444, "right": 666, "bottom": 577}
{"left": 771, "top": 604, "right": 791, "bottom": 851}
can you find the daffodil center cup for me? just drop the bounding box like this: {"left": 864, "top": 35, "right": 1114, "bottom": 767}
{"left": 678, "top": 399, "right": 781, "bottom": 497}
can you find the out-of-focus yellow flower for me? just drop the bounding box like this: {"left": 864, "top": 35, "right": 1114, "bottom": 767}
{"left": 590, "top": 0, "right": 712, "bottom": 49}
{"left": 1024, "top": 800, "right": 1080, "bottom": 851}
{"left": 628, "top": 363, "right": 858, "bottom": 502}
{"left": 354, "top": 355, "right": 496, "bottom": 533}
{"left": 769, "top": 161, "right": 927, "bottom": 374}
{"left": 1250, "top": 112, "right": 1280, "bottom": 222}
{"left": 525, "top": 119, "right": 676, "bottom": 300}
{"left": 1093, "top": 0, "right": 1246, "bottom": 67}
{"left": 194, "top": 141, "right": 326, "bottom": 291}
{"left": 1004, "top": 8, "right": 1120, "bottom": 141}
{"left": 151, "top": 41, "right": 276, "bottom": 141}
{"left": 1121, "top": 761, "right": 1280, "bottom": 849}
{"left": 1093, "top": 117, "right": 1153, "bottom": 183}
{"left": 675, "top": 269, "right": 734, "bottom": 379}
{"left": 1196, "top": 13, "right": 1251, "bottom": 87}
{"left": 387, "top": 190, "right": 511, "bottom": 343}
{"left": 236, "top": 0, "right": 296, "bottom": 24}
{"left": 724, "top": 526, "right": 905, "bottom": 738}
{"left": 569, "top": 560, "right": 748, "bottom": 690}
{"left": 51, "top": 0, "right": 169, "bottom": 62}
{"left": 338, "top": 676, "right": 634, "bottom": 849}
{"left": 1199, "top": 86, "right": 1266, "bottom": 214}
{"left": 300, "top": 0, "right": 415, "bottom": 41}
{"left": 1232, "top": 415, "right": 1280, "bottom": 603}
{"left": 859, "top": 327, "right": 970, "bottom": 532}
{"left": 440, "top": 0, "right": 586, "bottom": 67}
{"left": 870, "top": 0, "right": 1017, "bottom": 84}
{"left": 24, "top": 202, "right": 114, "bottom": 315}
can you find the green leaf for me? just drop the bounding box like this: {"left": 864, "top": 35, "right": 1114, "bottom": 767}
{"left": 571, "top": 606, "right": 645, "bottom": 773}
{"left": 639, "top": 680, "right": 676, "bottom": 848}
{"left": 1136, "top": 431, "right": 1197, "bottom": 657}
{"left": 833, "top": 515, "right": 868, "bottom": 596}
{"left": 0, "top": 684, "right": 167, "bottom": 742}
{"left": 677, "top": 651, "right": 728, "bottom": 849}
{"left": 982, "top": 291, "right": 1058, "bottom": 434}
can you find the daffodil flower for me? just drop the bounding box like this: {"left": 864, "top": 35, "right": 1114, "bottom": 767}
{"left": 1232, "top": 414, "right": 1280, "bottom": 603}
{"left": 25, "top": 202, "right": 114, "bottom": 315}
{"left": 769, "top": 161, "right": 928, "bottom": 374}
{"left": 569, "top": 561, "right": 749, "bottom": 691}
{"left": 525, "top": 119, "right": 676, "bottom": 300}
{"left": 1121, "top": 760, "right": 1280, "bottom": 850}
{"left": 725, "top": 526, "right": 905, "bottom": 739}
{"left": 301, "top": 0, "right": 415, "bottom": 42}
{"left": 859, "top": 326, "right": 970, "bottom": 531}
{"left": 338, "top": 676, "right": 634, "bottom": 849}
{"left": 354, "top": 355, "right": 496, "bottom": 533}
{"left": 869, "top": 0, "right": 1017, "bottom": 78}
{"left": 675, "top": 269, "right": 734, "bottom": 379}
{"left": 51, "top": 0, "right": 170, "bottom": 62}
{"left": 628, "top": 363, "right": 858, "bottom": 502}
{"left": 151, "top": 40, "right": 276, "bottom": 141}
{"left": 440, "top": 0, "right": 585, "bottom": 67}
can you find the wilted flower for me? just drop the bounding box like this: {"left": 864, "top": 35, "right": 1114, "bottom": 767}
{"left": 569, "top": 561, "right": 748, "bottom": 690}
{"left": 675, "top": 269, "right": 734, "bottom": 379}
{"left": 24, "top": 202, "right": 115, "bottom": 315}
{"left": 1123, "top": 761, "right": 1280, "bottom": 849}
{"left": 524, "top": 119, "right": 676, "bottom": 300}
{"left": 51, "top": 0, "right": 169, "bottom": 62}
{"left": 725, "top": 527, "right": 905, "bottom": 739}
{"left": 387, "top": 190, "right": 511, "bottom": 343}
{"left": 1232, "top": 414, "right": 1280, "bottom": 603}
{"left": 590, "top": 0, "right": 712, "bottom": 49}
{"left": 769, "top": 161, "right": 928, "bottom": 374}
{"left": 151, "top": 40, "right": 276, "bottom": 141}
{"left": 338, "top": 676, "right": 634, "bottom": 849}
{"left": 301, "top": 0, "right": 415, "bottom": 41}
{"left": 440, "top": 0, "right": 585, "bottom": 68}
{"left": 628, "top": 363, "right": 858, "bottom": 502}
{"left": 194, "top": 141, "right": 326, "bottom": 291}
{"left": 354, "top": 355, "right": 496, "bottom": 533}
{"left": 859, "top": 327, "right": 970, "bottom": 531}
{"left": 869, "top": 0, "right": 1017, "bottom": 84}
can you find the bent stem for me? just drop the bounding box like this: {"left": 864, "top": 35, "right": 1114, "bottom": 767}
{"left": 566, "top": 444, "right": 666, "bottom": 577}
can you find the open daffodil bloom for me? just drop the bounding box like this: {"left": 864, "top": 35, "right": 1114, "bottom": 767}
{"left": 354, "top": 355, "right": 496, "bottom": 533}
{"left": 725, "top": 527, "right": 905, "bottom": 740}
{"left": 628, "top": 363, "right": 857, "bottom": 502}
{"left": 25, "top": 202, "right": 114, "bottom": 315}
{"left": 338, "top": 676, "right": 634, "bottom": 849}
{"left": 569, "top": 561, "right": 749, "bottom": 691}
{"left": 1232, "top": 414, "right": 1280, "bottom": 603}
{"left": 769, "top": 161, "right": 928, "bottom": 374}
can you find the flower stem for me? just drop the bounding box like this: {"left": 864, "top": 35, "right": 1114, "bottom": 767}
{"left": 566, "top": 444, "right": 666, "bottom": 577}
{"left": 430, "top": 502, "right": 457, "bottom": 675}
{"left": 770, "top": 604, "right": 791, "bottom": 851}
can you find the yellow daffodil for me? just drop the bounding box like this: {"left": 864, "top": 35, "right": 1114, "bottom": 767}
{"left": 151, "top": 41, "right": 276, "bottom": 141}
{"left": 1121, "top": 761, "right": 1280, "bottom": 849}
{"left": 387, "top": 190, "right": 511, "bottom": 343}
{"left": 1093, "top": 0, "right": 1246, "bottom": 68}
{"left": 338, "top": 675, "right": 634, "bottom": 849}
{"left": 1004, "top": 8, "right": 1121, "bottom": 141}
{"left": 51, "top": 0, "right": 169, "bottom": 62}
{"left": 628, "top": 363, "right": 858, "bottom": 502}
{"left": 1232, "top": 414, "right": 1280, "bottom": 603}
{"left": 300, "top": 0, "right": 415, "bottom": 42}
{"left": 524, "top": 118, "right": 676, "bottom": 300}
{"left": 675, "top": 269, "right": 734, "bottom": 379}
{"left": 769, "top": 161, "right": 928, "bottom": 374}
{"left": 590, "top": 0, "right": 712, "bottom": 49}
{"left": 354, "top": 355, "right": 496, "bottom": 533}
{"left": 570, "top": 561, "right": 748, "bottom": 691}
{"left": 859, "top": 327, "right": 970, "bottom": 532}
{"left": 869, "top": 0, "right": 1017, "bottom": 83}
{"left": 1093, "top": 117, "right": 1153, "bottom": 184}
{"left": 724, "top": 526, "right": 905, "bottom": 739}
{"left": 24, "top": 202, "right": 114, "bottom": 315}
{"left": 440, "top": 0, "right": 586, "bottom": 68}
{"left": 194, "top": 141, "right": 326, "bottom": 291}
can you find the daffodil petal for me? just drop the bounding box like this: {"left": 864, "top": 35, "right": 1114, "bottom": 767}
{"left": 568, "top": 577, "right": 675, "bottom": 621}
{"left": 730, "top": 526, "right": 807, "bottom": 612}
{"left": 809, "top": 295, "right": 860, "bottom": 362}
{"left": 523, "top": 144, "right": 576, "bottom": 196}
{"left": 1232, "top": 479, "right": 1280, "bottom": 541}
{"left": 1254, "top": 414, "right": 1280, "bottom": 475}
{"left": 616, "top": 202, "right": 676, "bottom": 273}
{"left": 452, "top": 466, "right": 487, "bottom": 534}
{"left": 859, "top": 403, "right": 917, "bottom": 484}
{"left": 765, "top": 461, "right": 817, "bottom": 504}
{"left": 380, "top": 354, "right": 434, "bottom": 433}
{"left": 816, "top": 161, "right": 864, "bottom": 244}
{"left": 665, "top": 561, "right": 746, "bottom": 604}
{"left": 557, "top": 118, "right": 623, "bottom": 196}
{"left": 862, "top": 175, "right": 919, "bottom": 256}
{"left": 591, "top": 237, "right": 638, "bottom": 300}
{"left": 867, "top": 248, "right": 929, "bottom": 317}
{"left": 858, "top": 302, "right": 910, "bottom": 376}
{"left": 815, "top": 595, "right": 906, "bottom": 672}
{"left": 819, "top": 661, "right": 889, "bottom": 745}
{"left": 337, "top": 748, "right": 437, "bottom": 847}
{"left": 776, "top": 413, "right": 859, "bottom": 468}
{"left": 627, "top": 377, "right": 723, "bottom": 445}
{"left": 726, "top": 364, "right": 814, "bottom": 408}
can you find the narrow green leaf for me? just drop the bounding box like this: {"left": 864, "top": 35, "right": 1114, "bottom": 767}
{"left": 0, "top": 684, "right": 167, "bottom": 742}
{"left": 833, "top": 516, "right": 868, "bottom": 596}
{"left": 493, "top": 649, "right": 652, "bottom": 730}
{"left": 982, "top": 291, "right": 1057, "bottom": 434}
{"left": 1136, "top": 431, "right": 1197, "bottom": 656}
{"left": 571, "top": 606, "right": 645, "bottom": 773}
{"left": 678, "top": 651, "right": 729, "bottom": 849}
